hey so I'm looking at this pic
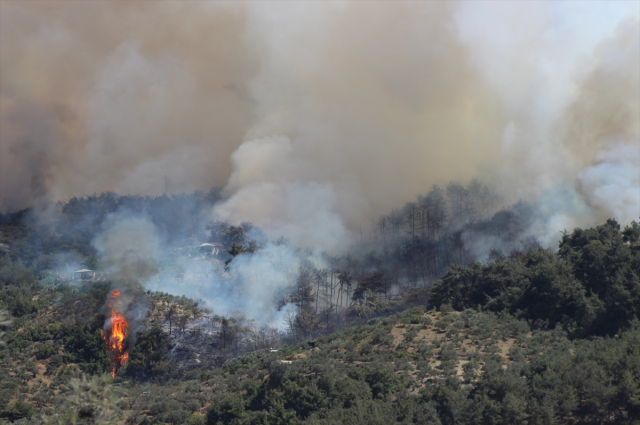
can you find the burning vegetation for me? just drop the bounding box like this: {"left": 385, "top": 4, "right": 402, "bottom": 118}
{"left": 101, "top": 289, "right": 129, "bottom": 377}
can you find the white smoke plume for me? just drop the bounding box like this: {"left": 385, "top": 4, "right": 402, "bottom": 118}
{"left": 92, "top": 211, "right": 161, "bottom": 284}
{"left": 212, "top": 136, "right": 351, "bottom": 252}
{"left": 579, "top": 144, "right": 640, "bottom": 224}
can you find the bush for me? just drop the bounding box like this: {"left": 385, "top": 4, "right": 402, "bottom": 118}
{"left": 124, "top": 325, "right": 173, "bottom": 381}
{"left": 485, "top": 343, "right": 501, "bottom": 355}
{"left": 508, "top": 346, "right": 524, "bottom": 362}
{"left": 36, "top": 343, "right": 55, "bottom": 359}
{"left": 440, "top": 343, "right": 458, "bottom": 364}
{"left": 185, "top": 400, "right": 201, "bottom": 413}
{"left": 434, "top": 315, "right": 454, "bottom": 331}
{"left": 404, "top": 330, "right": 417, "bottom": 342}
{"left": 371, "top": 330, "right": 394, "bottom": 346}
{"left": 40, "top": 375, "right": 123, "bottom": 425}
{"left": 440, "top": 303, "right": 454, "bottom": 314}
{"left": 417, "top": 343, "right": 433, "bottom": 360}
{"left": 348, "top": 364, "right": 404, "bottom": 399}
{"left": 165, "top": 410, "right": 189, "bottom": 424}
{"left": 149, "top": 403, "right": 167, "bottom": 416}
{"left": 356, "top": 342, "right": 371, "bottom": 355}
{"left": 64, "top": 316, "right": 111, "bottom": 373}
{"left": 462, "top": 360, "right": 479, "bottom": 382}
{"left": 46, "top": 354, "right": 63, "bottom": 375}
{"left": 2, "top": 399, "right": 35, "bottom": 421}
{"left": 45, "top": 324, "right": 59, "bottom": 334}
{"left": 188, "top": 413, "right": 206, "bottom": 425}
{"left": 206, "top": 394, "right": 246, "bottom": 425}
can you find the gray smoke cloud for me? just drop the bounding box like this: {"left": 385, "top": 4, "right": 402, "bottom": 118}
{"left": 93, "top": 211, "right": 161, "bottom": 284}
{"left": 92, "top": 210, "right": 161, "bottom": 329}
{"left": 579, "top": 144, "right": 640, "bottom": 223}
{"left": 149, "top": 240, "right": 327, "bottom": 327}
{"left": 465, "top": 4, "right": 640, "bottom": 233}
{"left": 91, "top": 210, "right": 163, "bottom": 351}
{"left": 1, "top": 1, "right": 252, "bottom": 210}
{"left": 1, "top": 1, "right": 639, "bottom": 251}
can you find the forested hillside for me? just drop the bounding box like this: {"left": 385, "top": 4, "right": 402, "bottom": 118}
{"left": 0, "top": 190, "right": 639, "bottom": 424}
{"left": 2, "top": 299, "right": 639, "bottom": 424}
{"left": 1, "top": 180, "right": 543, "bottom": 341}
{"left": 3, "top": 0, "right": 638, "bottom": 423}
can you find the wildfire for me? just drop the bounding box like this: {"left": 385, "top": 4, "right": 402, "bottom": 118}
{"left": 101, "top": 289, "right": 129, "bottom": 377}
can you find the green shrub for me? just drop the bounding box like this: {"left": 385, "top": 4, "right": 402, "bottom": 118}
{"left": 40, "top": 375, "right": 124, "bottom": 425}
{"left": 206, "top": 393, "right": 247, "bottom": 425}
{"left": 439, "top": 303, "right": 454, "bottom": 314}
{"left": 352, "top": 330, "right": 369, "bottom": 342}
{"left": 124, "top": 324, "right": 173, "bottom": 381}
{"left": 188, "top": 413, "right": 206, "bottom": 425}
{"left": 361, "top": 365, "right": 404, "bottom": 398}
{"left": 394, "top": 359, "right": 413, "bottom": 371}
{"left": 166, "top": 410, "right": 189, "bottom": 424}
{"left": 149, "top": 402, "right": 167, "bottom": 416}
{"left": 46, "top": 355, "right": 63, "bottom": 375}
{"left": 462, "top": 359, "right": 479, "bottom": 382}
{"left": 63, "top": 316, "right": 111, "bottom": 373}
{"left": 45, "top": 323, "right": 59, "bottom": 334}
{"left": 508, "top": 346, "right": 524, "bottom": 362}
{"left": 3, "top": 399, "right": 35, "bottom": 421}
{"left": 440, "top": 343, "right": 458, "bottom": 364}
{"left": 360, "top": 343, "right": 374, "bottom": 355}
{"left": 36, "top": 343, "right": 55, "bottom": 359}
{"left": 371, "top": 330, "right": 394, "bottom": 346}
{"left": 396, "top": 341, "right": 410, "bottom": 351}
{"left": 485, "top": 343, "right": 501, "bottom": 355}
{"left": 434, "top": 315, "right": 454, "bottom": 331}
{"left": 416, "top": 343, "right": 433, "bottom": 360}
{"left": 404, "top": 330, "right": 417, "bottom": 342}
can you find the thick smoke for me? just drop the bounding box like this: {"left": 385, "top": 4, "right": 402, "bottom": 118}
{"left": 92, "top": 211, "right": 161, "bottom": 325}
{"left": 2, "top": 1, "right": 639, "bottom": 250}
{"left": 579, "top": 144, "right": 640, "bottom": 223}
{"left": 149, "top": 240, "right": 327, "bottom": 327}
{"left": 456, "top": 2, "right": 639, "bottom": 238}
{"left": 1, "top": 1, "right": 252, "bottom": 209}
{"left": 212, "top": 136, "right": 351, "bottom": 252}
{"left": 86, "top": 207, "right": 313, "bottom": 326}
{"left": 93, "top": 211, "right": 161, "bottom": 284}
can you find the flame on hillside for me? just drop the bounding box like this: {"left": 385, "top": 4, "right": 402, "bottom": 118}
{"left": 101, "top": 289, "right": 129, "bottom": 377}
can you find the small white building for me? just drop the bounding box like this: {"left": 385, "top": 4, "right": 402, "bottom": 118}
{"left": 74, "top": 269, "right": 95, "bottom": 281}
{"left": 198, "top": 243, "right": 223, "bottom": 256}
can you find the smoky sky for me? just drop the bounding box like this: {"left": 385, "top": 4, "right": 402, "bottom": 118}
{"left": 1, "top": 1, "right": 638, "bottom": 250}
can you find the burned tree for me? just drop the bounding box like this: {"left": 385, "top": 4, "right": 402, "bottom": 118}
{"left": 290, "top": 267, "right": 316, "bottom": 312}
{"left": 217, "top": 317, "right": 238, "bottom": 358}
{"left": 352, "top": 271, "right": 388, "bottom": 304}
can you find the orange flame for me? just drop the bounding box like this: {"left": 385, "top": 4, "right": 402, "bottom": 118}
{"left": 101, "top": 289, "right": 129, "bottom": 377}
